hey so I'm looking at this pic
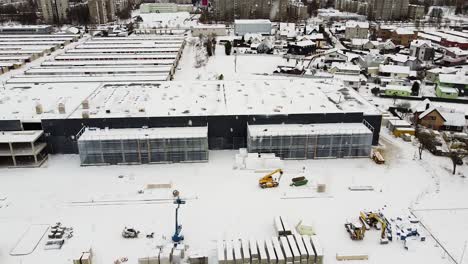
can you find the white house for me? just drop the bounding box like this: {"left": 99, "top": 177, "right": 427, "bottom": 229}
{"left": 329, "top": 62, "right": 361, "bottom": 75}
{"left": 386, "top": 53, "right": 421, "bottom": 70}
{"left": 345, "top": 21, "right": 369, "bottom": 40}
{"left": 409, "top": 39, "right": 434, "bottom": 62}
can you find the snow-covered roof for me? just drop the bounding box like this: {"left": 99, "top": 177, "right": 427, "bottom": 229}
{"left": 441, "top": 111, "right": 465, "bottom": 127}
{"left": 235, "top": 19, "right": 271, "bottom": 25}
{"left": 0, "top": 130, "right": 43, "bottom": 143}
{"left": 330, "top": 62, "right": 360, "bottom": 72}
{"left": 427, "top": 67, "right": 458, "bottom": 74}
{"left": 445, "top": 47, "right": 468, "bottom": 56}
{"left": 439, "top": 73, "right": 468, "bottom": 85}
{"left": 248, "top": 123, "right": 372, "bottom": 137}
{"left": 410, "top": 39, "right": 432, "bottom": 48}
{"left": 412, "top": 99, "right": 432, "bottom": 113}
{"left": 379, "top": 65, "right": 410, "bottom": 75}
{"left": 78, "top": 126, "right": 208, "bottom": 141}
{"left": 351, "top": 38, "right": 368, "bottom": 46}
{"left": 345, "top": 21, "right": 369, "bottom": 29}
{"left": 292, "top": 40, "right": 315, "bottom": 47}
{"left": 388, "top": 119, "right": 412, "bottom": 127}
{"left": 387, "top": 54, "right": 418, "bottom": 63}
{"left": 417, "top": 32, "right": 442, "bottom": 42}
{"left": 419, "top": 106, "right": 444, "bottom": 120}
{"left": 395, "top": 28, "right": 414, "bottom": 35}
{"left": 334, "top": 74, "right": 361, "bottom": 82}
{"left": 437, "top": 86, "right": 458, "bottom": 94}
{"left": 0, "top": 79, "right": 380, "bottom": 122}
{"left": 384, "top": 85, "right": 412, "bottom": 92}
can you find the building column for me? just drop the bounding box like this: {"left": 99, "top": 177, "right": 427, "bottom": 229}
{"left": 9, "top": 143, "right": 16, "bottom": 167}
{"left": 31, "top": 142, "right": 38, "bottom": 164}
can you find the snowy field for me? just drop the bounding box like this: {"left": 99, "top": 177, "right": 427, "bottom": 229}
{"left": 174, "top": 42, "right": 300, "bottom": 81}
{"left": 0, "top": 132, "right": 467, "bottom": 264}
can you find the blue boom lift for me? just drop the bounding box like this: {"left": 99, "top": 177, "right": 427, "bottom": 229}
{"left": 172, "top": 190, "right": 186, "bottom": 243}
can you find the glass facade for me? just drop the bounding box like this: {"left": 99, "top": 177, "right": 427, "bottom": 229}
{"left": 78, "top": 128, "right": 209, "bottom": 165}
{"left": 247, "top": 124, "right": 373, "bottom": 159}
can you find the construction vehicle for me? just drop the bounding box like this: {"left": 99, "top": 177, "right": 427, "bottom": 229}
{"left": 122, "top": 227, "right": 139, "bottom": 238}
{"left": 360, "top": 211, "right": 392, "bottom": 244}
{"left": 345, "top": 221, "right": 366, "bottom": 240}
{"left": 172, "top": 190, "right": 186, "bottom": 243}
{"left": 372, "top": 151, "right": 385, "bottom": 164}
{"left": 259, "top": 169, "right": 283, "bottom": 189}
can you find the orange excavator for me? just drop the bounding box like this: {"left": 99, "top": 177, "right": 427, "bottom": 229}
{"left": 259, "top": 169, "right": 283, "bottom": 189}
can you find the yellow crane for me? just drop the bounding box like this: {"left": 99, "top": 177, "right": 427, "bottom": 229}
{"left": 360, "top": 211, "right": 390, "bottom": 244}
{"left": 259, "top": 169, "right": 283, "bottom": 189}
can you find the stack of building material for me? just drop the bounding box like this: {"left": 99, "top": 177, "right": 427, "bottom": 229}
{"left": 138, "top": 256, "right": 159, "bottom": 264}
{"left": 301, "top": 235, "right": 315, "bottom": 264}
{"left": 286, "top": 235, "right": 301, "bottom": 264}
{"left": 272, "top": 237, "right": 286, "bottom": 264}
{"left": 279, "top": 236, "right": 294, "bottom": 264}
{"left": 336, "top": 253, "right": 368, "bottom": 261}
{"left": 296, "top": 220, "right": 315, "bottom": 236}
{"left": 250, "top": 238, "right": 259, "bottom": 264}
{"left": 274, "top": 216, "right": 293, "bottom": 236}
{"left": 310, "top": 236, "right": 323, "bottom": 264}
{"left": 218, "top": 241, "right": 226, "bottom": 264}
{"left": 265, "top": 239, "right": 277, "bottom": 264}
{"left": 241, "top": 239, "right": 250, "bottom": 264}
{"left": 235, "top": 150, "right": 283, "bottom": 170}
{"left": 188, "top": 254, "right": 208, "bottom": 264}
{"left": 293, "top": 234, "right": 308, "bottom": 263}
{"left": 225, "top": 240, "right": 235, "bottom": 264}
{"left": 257, "top": 240, "right": 268, "bottom": 264}
{"left": 233, "top": 240, "right": 243, "bottom": 263}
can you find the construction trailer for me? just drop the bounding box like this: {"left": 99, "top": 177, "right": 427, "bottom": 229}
{"left": 247, "top": 123, "right": 374, "bottom": 159}
{"left": 77, "top": 127, "right": 209, "bottom": 165}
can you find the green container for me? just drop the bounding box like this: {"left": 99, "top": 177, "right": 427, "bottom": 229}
{"left": 290, "top": 179, "right": 308, "bottom": 186}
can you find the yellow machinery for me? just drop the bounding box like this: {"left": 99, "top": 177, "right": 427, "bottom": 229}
{"left": 360, "top": 211, "right": 390, "bottom": 244}
{"left": 259, "top": 169, "right": 283, "bottom": 189}
{"left": 345, "top": 221, "right": 366, "bottom": 240}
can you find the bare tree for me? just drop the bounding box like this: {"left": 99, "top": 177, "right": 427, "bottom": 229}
{"left": 415, "top": 129, "right": 436, "bottom": 160}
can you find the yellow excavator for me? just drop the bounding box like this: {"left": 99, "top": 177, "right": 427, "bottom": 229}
{"left": 345, "top": 221, "right": 366, "bottom": 240}
{"left": 259, "top": 169, "right": 283, "bottom": 189}
{"left": 360, "top": 211, "right": 390, "bottom": 244}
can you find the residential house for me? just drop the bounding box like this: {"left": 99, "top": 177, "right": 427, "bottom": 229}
{"left": 441, "top": 47, "right": 468, "bottom": 66}
{"left": 379, "top": 64, "right": 410, "bottom": 79}
{"left": 426, "top": 67, "right": 458, "bottom": 83}
{"left": 436, "top": 85, "right": 459, "bottom": 99}
{"left": 386, "top": 54, "right": 421, "bottom": 70}
{"left": 409, "top": 39, "right": 435, "bottom": 62}
{"left": 334, "top": 74, "right": 363, "bottom": 90}
{"left": 350, "top": 38, "right": 368, "bottom": 50}
{"left": 413, "top": 99, "right": 466, "bottom": 131}
{"left": 383, "top": 84, "right": 412, "bottom": 97}
{"left": 308, "top": 33, "right": 326, "bottom": 48}
{"left": 287, "top": 39, "right": 315, "bottom": 55}
{"left": 377, "top": 25, "right": 395, "bottom": 41}
{"left": 322, "top": 49, "right": 349, "bottom": 64}
{"left": 345, "top": 21, "right": 369, "bottom": 39}
{"left": 438, "top": 71, "right": 468, "bottom": 95}
{"left": 329, "top": 62, "right": 361, "bottom": 75}
{"left": 391, "top": 28, "right": 416, "bottom": 47}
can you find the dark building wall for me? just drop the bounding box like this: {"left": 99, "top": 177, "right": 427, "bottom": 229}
{"left": 41, "top": 112, "right": 382, "bottom": 154}
{"left": 0, "top": 120, "right": 23, "bottom": 131}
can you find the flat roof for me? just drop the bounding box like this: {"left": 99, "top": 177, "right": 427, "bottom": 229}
{"left": 65, "top": 48, "right": 180, "bottom": 53}
{"left": 235, "top": 19, "right": 272, "bottom": 24}
{"left": 0, "top": 34, "right": 78, "bottom": 38}
{"left": 6, "top": 75, "right": 168, "bottom": 84}
{"left": 25, "top": 66, "right": 172, "bottom": 74}
{"left": 91, "top": 36, "right": 185, "bottom": 40}
{"left": 0, "top": 130, "right": 43, "bottom": 143}
{"left": 54, "top": 54, "right": 177, "bottom": 60}
{"left": 248, "top": 123, "right": 372, "bottom": 137}
{"left": 0, "top": 41, "right": 64, "bottom": 46}
{"left": 379, "top": 65, "right": 410, "bottom": 75}
{"left": 78, "top": 126, "right": 208, "bottom": 141}
{"left": 76, "top": 44, "right": 182, "bottom": 49}
{"left": 41, "top": 59, "right": 175, "bottom": 66}
{"left": 0, "top": 38, "right": 73, "bottom": 42}
{"left": 0, "top": 79, "right": 380, "bottom": 122}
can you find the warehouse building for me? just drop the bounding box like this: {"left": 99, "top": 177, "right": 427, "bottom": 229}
{"left": 234, "top": 20, "right": 272, "bottom": 36}
{"left": 0, "top": 79, "right": 382, "bottom": 163}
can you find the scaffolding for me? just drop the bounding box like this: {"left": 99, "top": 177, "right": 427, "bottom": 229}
{"left": 247, "top": 123, "right": 374, "bottom": 159}
{"left": 77, "top": 127, "right": 209, "bottom": 166}
{"left": 0, "top": 130, "right": 48, "bottom": 167}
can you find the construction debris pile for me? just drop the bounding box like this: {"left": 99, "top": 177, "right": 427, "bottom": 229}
{"left": 45, "top": 222, "right": 73, "bottom": 250}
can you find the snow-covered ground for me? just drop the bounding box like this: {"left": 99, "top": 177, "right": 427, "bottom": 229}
{"left": 174, "top": 42, "right": 301, "bottom": 81}
{"left": 0, "top": 131, "right": 467, "bottom": 264}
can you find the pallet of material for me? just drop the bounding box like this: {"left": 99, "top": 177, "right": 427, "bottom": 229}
{"left": 286, "top": 235, "right": 301, "bottom": 264}
{"left": 241, "top": 239, "right": 250, "bottom": 264}
{"left": 218, "top": 241, "right": 226, "bottom": 264}
{"left": 301, "top": 235, "right": 316, "bottom": 264}
{"left": 336, "top": 253, "right": 368, "bottom": 261}
{"left": 233, "top": 239, "right": 243, "bottom": 264}
{"left": 257, "top": 240, "right": 268, "bottom": 264}
{"left": 225, "top": 240, "right": 235, "bottom": 264}
{"left": 279, "top": 236, "right": 294, "bottom": 264}
{"left": 348, "top": 186, "right": 374, "bottom": 191}
{"left": 272, "top": 237, "right": 286, "bottom": 264}
{"left": 188, "top": 254, "right": 208, "bottom": 264}
{"left": 293, "top": 234, "right": 308, "bottom": 263}
{"left": 250, "top": 238, "right": 259, "bottom": 264}
{"left": 265, "top": 239, "right": 277, "bottom": 264}
{"left": 310, "top": 236, "right": 324, "bottom": 264}
{"left": 138, "top": 256, "right": 158, "bottom": 264}
{"left": 146, "top": 183, "right": 172, "bottom": 189}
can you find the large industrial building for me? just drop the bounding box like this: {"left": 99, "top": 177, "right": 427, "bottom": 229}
{"left": 5, "top": 35, "right": 185, "bottom": 82}
{"left": 0, "top": 79, "right": 382, "bottom": 166}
